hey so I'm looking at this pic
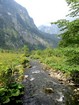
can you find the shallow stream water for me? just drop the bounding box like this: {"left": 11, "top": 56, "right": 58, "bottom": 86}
{"left": 22, "top": 60, "right": 77, "bottom": 105}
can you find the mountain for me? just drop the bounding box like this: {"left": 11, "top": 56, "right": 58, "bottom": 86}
{"left": 0, "top": 0, "right": 59, "bottom": 50}
{"left": 38, "top": 24, "right": 60, "bottom": 35}
{"left": 38, "top": 25, "right": 61, "bottom": 47}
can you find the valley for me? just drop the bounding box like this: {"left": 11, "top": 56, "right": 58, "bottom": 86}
{"left": 0, "top": 0, "right": 79, "bottom": 105}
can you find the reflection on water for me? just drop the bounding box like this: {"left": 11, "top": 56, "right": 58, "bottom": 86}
{"left": 32, "top": 70, "right": 41, "bottom": 74}
{"left": 56, "top": 92, "right": 64, "bottom": 102}
{"left": 30, "top": 77, "right": 35, "bottom": 81}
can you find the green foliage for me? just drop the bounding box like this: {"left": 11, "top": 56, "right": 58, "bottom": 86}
{"left": 50, "top": 0, "right": 79, "bottom": 86}
{"left": 66, "top": 0, "right": 79, "bottom": 4}
{"left": 31, "top": 47, "right": 79, "bottom": 73}
{"left": 53, "top": 19, "right": 79, "bottom": 47}
{"left": 31, "top": 47, "right": 79, "bottom": 87}
{"left": 66, "top": 0, "right": 79, "bottom": 17}
{"left": 22, "top": 45, "right": 30, "bottom": 57}
{"left": 71, "top": 70, "right": 79, "bottom": 84}
{"left": 0, "top": 83, "right": 24, "bottom": 104}
{"left": 64, "top": 47, "right": 79, "bottom": 65}
{"left": 51, "top": 19, "right": 69, "bottom": 29}
{"left": 20, "top": 54, "right": 29, "bottom": 68}
{"left": 0, "top": 51, "right": 29, "bottom": 104}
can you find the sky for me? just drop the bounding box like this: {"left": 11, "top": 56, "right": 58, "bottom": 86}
{"left": 15, "top": 0, "right": 69, "bottom": 26}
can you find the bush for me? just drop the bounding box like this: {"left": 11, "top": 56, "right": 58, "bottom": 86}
{"left": 0, "top": 52, "right": 26, "bottom": 104}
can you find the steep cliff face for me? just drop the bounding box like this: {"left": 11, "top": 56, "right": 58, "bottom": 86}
{"left": 0, "top": 0, "right": 58, "bottom": 50}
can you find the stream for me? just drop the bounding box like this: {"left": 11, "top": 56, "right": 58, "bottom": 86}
{"left": 22, "top": 60, "right": 76, "bottom": 105}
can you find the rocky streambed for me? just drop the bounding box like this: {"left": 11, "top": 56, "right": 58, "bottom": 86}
{"left": 22, "top": 60, "right": 77, "bottom": 105}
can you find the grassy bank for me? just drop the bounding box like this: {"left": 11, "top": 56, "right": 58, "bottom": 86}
{"left": 31, "top": 47, "right": 79, "bottom": 84}
{"left": 0, "top": 51, "right": 29, "bottom": 104}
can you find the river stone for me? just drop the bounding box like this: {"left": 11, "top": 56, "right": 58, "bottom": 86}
{"left": 44, "top": 88, "right": 54, "bottom": 94}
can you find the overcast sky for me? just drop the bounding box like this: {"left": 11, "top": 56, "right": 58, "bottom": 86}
{"left": 15, "top": 0, "right": 69, "bottom": 26}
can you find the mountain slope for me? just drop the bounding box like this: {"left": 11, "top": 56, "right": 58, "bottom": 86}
{"left": 0, "top": 0, "right": 59, "bottom": 50}
{"left": 38, "top": 25, "right": 61, "bottom": 47}
{"left": 38, "top": 24, "right": 60, "bottom": 35}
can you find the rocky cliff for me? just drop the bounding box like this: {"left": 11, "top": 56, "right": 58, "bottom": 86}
{"left": 0, "top": 0, "right": 58, "bottom": 50}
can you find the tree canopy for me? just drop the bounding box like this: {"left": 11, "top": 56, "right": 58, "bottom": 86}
{"left": 66, "top": 0, "right": 79, "bottom": 17}
{"left": 59, "top": 19, "right": 79, "bottom": 47}
{"left": 51, "top": 0, "right": 79, "bottom": 47}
